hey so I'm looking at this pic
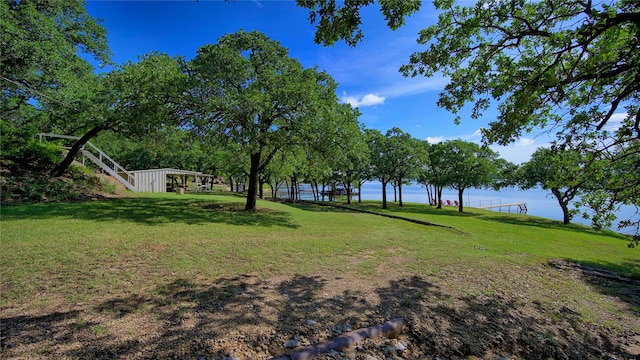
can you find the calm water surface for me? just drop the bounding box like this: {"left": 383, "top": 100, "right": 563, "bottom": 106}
{"left": 357, "top": 182, "right": 638, "bottom": 235}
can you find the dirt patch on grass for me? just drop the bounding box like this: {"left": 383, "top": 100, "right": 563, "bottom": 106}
{"left": 2, "top": 262, "right": 639, "bottom": 359}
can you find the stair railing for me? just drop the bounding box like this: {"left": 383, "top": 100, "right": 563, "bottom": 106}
{"left": 38, "top": 133, "right": 136, "bottom": 191}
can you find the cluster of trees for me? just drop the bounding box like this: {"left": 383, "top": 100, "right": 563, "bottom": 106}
{"left": 91, "top": 122, "right": 628, "bottom": 236}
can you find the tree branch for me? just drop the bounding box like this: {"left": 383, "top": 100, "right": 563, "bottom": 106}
{"left": 596, "top": 83, "right": 638, "bottom": 131}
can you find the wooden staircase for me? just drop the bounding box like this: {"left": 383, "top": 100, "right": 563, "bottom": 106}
{"left": 38, "top": 133, "right": 136, "bottom": 191}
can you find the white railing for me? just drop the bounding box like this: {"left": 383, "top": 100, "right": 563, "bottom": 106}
{"left": 467, "top": 198, "right": 502, "bottom": 208}
{"left": 38, "top": 133, "right": 136, "bottom": 191}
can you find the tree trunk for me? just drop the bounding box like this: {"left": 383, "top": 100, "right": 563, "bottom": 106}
{"left": 259, "top": 174, "right": 269, "bottom": 199}
{"left": 285, "top": 179, "right": 290, "bottom": 199}
{"left": 458, "top": 188, "right": 464, "bottom": 212}
{"left": 560, "top": 201, "right": 571, "bottom": 224}
{"left": 553, "top": 189, "right": 572, "bottom": 224}
{"left": 426, "top": 184, "right": 434, "bottom": 205}
{"left": 291, "top": 175, "right": 298, "bottom": 200}
{"left": 245, "top": 152, "right": 261, "bottom": 211}
{"left": 382, "top": 179, "right": 388, "bottom": 209}
{"left": 436, "top": 186, "right": 443, "bottom": 209}
{"left": 50, "top": 125, "right": 104, "bottom": 177}
{"left": 290, "top": 177, "right": 295, "bottom": 200}
{"left": 291, "top": 175, "right": 299, "bottom": 201}
{"left": 313, "top": 180, "right": 319, "bottom": 201}
{"left": 346, "top": 181, "right": 352, "bottom": 205}
{"left": 398, "top": 181, "right": 403, "bottom": 207}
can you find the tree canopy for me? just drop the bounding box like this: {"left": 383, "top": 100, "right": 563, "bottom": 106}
{"left": 365, "top": 127, "right": 420, "bottom": 209}
{"left": 2, "top": 1, "right": 188, "bottom": 177}
{"left": 296, "top": 0, "right": 421, "bottom": 46}
{"left": 50, "top": 52, "right": 188, "bottom": 177}
{"left": 1, "top": 0, "right": 110, "bottom": 128}
{"left": 429, "top": 140, "right": 499, "bottom": 212}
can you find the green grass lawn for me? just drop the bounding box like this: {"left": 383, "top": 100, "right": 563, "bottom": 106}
{"left": 347, "top": 200, "right": 638, "bottom": 277}
{"left": 1, "top": 192, "right": 637, "bottom": 308}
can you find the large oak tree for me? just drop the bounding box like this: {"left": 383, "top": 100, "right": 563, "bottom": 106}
{"left": 517, "top": 146, "right": 590, "bottom": 224}
{"left": 2, "top": 0, "right": 111, "bottom": 115}
{"left": 49, "top": 53, "right": 188, "bottom": 177}
{"left": 190, "top": 30, "right": 356, "bottom": 211}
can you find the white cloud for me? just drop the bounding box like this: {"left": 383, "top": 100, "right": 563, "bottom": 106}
{"left": 470, "top": 129, "right": 483, "bottom": 138}
{"left": 425, "top": 136, "right": 444, "bottom": 144}
{"left": 515, "top": 137, "right": 535, "bottom": 147}
{"left": 604, "top": 112, "right": 627, "bottom": 132}
{"left": 341, "top": 92, "right": 385, "bottom": 108}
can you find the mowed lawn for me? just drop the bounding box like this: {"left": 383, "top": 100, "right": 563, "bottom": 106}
{"left": 1, "top": 192, "right": 637, "bottom": 307}
{"left": 1, "top": 192, "right": 639, "bottom": 359}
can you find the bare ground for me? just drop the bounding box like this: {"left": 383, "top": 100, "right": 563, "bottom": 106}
{"left": 2, "top": 259, "right": 639, "bottom": 360}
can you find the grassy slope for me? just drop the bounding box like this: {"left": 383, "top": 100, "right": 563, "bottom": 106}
{"left": 1, "top": 193, "right": 637, "bottom": 309}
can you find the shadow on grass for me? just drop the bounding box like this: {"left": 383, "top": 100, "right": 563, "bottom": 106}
{"left": 0, "top": 197, "right": 299, "bottom": 228}
{"left": 293, "top": 200, "right": 607, "bottom": 239}
{"left": 346, "top": 201, "right": 628, "bottom": 239}
{"left": 275, "top": 200, "right": 356, "bottom": 213}
{"left": 557, "top": 258, "right": 640, "bottom": 311}
{"left": 2, "top": 274, "right": 637, "bottom": 359}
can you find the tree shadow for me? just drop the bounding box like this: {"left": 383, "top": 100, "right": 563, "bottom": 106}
{"left": 273, "top": 199, "right": 356, "bottom": 214}
{"left": 554, "top": 258, "right": 640, "bottom": 311}
{"left": 276, "top": 201, "right": 463, "bottom": 233}
{"left": 356, "top": 201, "right": 626, "bottom": 238}
{"left": 478, "top": 213, "right": 629, "bottom": 237}
{"left": 0, "top": 197, "right": 299, "bottom": 228}
{"left": 3, "top": 274, "right": 637, "bottom": 359}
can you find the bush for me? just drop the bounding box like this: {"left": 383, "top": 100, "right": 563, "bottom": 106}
{"left": 0, "top": 120, "right": 63, "bottom": 172}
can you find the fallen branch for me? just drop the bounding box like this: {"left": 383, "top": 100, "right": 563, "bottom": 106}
{"left": 271, "top": 318, "right": 406, "bottom": 360}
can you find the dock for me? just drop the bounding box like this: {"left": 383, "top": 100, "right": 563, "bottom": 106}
{"left": 479, "top": 202, "right": 528, "bottom": 213}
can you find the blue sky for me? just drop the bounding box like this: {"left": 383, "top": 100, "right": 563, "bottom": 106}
{"left": 84, "top": 0, "right": 551, "bottom": 164}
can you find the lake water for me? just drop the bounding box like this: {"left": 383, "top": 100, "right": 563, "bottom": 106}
{"left": 356, "top": 182, "right": 638, "bottom": 235}
{"left": 280, "top": 182, "right": 637, "bottom": 234}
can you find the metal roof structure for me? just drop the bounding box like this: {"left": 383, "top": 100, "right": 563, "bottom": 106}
{"left": 132, "top": 168, "right": 216, "bottom": 193}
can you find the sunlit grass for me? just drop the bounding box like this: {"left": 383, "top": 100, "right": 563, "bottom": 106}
{"left": 347, "top": 200, "right": 637, "bottom": 277}
{"left": 1, "top": 193, "right": 637, "bottom": 309}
